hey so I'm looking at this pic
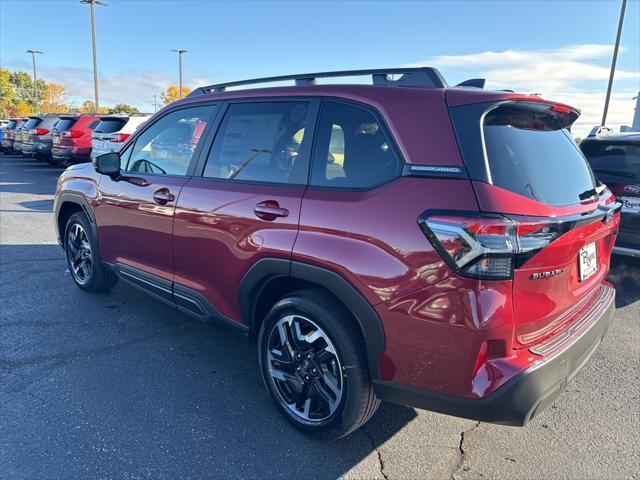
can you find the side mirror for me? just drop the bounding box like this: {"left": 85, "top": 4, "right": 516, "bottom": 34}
{"left": 94, "top": 152, "right": 121, "bottom": 178}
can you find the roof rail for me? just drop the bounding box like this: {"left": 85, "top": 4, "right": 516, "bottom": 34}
{"left": 188, "top": 67, "right": 447, "bottom": 97}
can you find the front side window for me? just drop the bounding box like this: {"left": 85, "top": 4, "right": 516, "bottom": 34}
{"left": 203, "top": 101, "right": 311, "bottom": 185}
{"left": 310, "top": 102, "right": 401, "bottom": 189}
{"left": 124, "top": 105, "right": 215, "bottom": 176}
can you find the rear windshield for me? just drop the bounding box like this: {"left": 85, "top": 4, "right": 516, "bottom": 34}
{"left": 54, "top": 118, "right": 77, "bottom": 131}
{"left": 450, "top": 101, "right": 596, "bottom": 206}
{"left": 580, "top": 141, "right": 640, "bottom": 180}
{"left": 6, "top": 120, "right": 17, "bottom": 129}
{"left": 94, "top": 118, "right": 127, "bottom": 134}
{"left": 23, "top": 118, "right": 42, "bottom": 129}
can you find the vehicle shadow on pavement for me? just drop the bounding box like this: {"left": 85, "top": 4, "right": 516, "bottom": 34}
{"left": 0, "top": 154, "right": 63, "bottom": 195}
{"left": 0, "top": 244, "right": 417, "bottom": 479}
{"left": 606, "top": 255, "right": 640, "bottom": 308}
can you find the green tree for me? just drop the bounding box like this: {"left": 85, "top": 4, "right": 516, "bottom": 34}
{"left": 108, "top": 103, "right": 140, "bottom": 115}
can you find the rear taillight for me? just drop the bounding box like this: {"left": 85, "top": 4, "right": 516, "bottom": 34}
{"left": 419, "top": 212, "right": 562, "bottom": 280}
{"left": 112, "top": 133, "right": 130, "bottom": 142}
{"left": 62, "top": 130, "right": 83, "bottom": 139}
{"left": 32, "top": 128, "right": 49, "bottom": 136}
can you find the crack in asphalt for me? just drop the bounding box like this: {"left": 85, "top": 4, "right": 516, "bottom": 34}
{"left": 362, "top": 427, "right": 389, "bottom": 480}
{"left": 450, "top": 421, "right": 481, "bottom": 479}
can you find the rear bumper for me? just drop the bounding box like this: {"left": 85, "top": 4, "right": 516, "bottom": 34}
{"left": 21, "top": 141, "right": 51, "bottom": 156}
{"left": 375, "top": 284, "right": 614, "bottom": 426}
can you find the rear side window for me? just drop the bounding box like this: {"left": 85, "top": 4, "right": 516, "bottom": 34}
{"left": 310, "top": 102, "right": 401, "bottom": 189}
{"left": 95, "top": 118, "right": 127, "bottom": 134}
{"left": 203, "top": 101, "right": 311, "bottom": 185}
{"left": 86, "top": 120, "right": 100, "bottom": 130}
{"left": 452, "top": 101, "right": 596, "bottom": 206}
{"left": 54, "top": 119, "right": 76, "bottom": 131}
{"left": 581, "top": 141, "right": 640, "bottom": 180}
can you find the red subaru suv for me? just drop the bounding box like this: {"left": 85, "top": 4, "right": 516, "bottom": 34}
{"left": 51, "top": 114, "right": 101, "bottom": 167}
{"left": 54, "top": 68, "right": 620, "bottom": 438}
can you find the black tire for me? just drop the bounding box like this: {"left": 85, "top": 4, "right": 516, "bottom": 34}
{"left": 64, "top": 212, "right": 118, "bottom": 292}
{"left": 258, "top": 289, "right": 380, "bottom": 439}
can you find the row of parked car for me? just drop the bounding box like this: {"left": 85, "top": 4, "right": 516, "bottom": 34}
{"left": 0, "top": 113, "right": 151, "bottom": 166}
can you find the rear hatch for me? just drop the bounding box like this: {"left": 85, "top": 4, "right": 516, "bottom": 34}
{"left": 446, "top": 95, "right": 620, "bottom": 347}
{"left": 53, "top": 117, "right": 79, "bottom": 147}
{"left": 581, "top": 138, "right": 640, "bottom": 248}
{"left": 92, "top": 117, "right": 129, "bottom": 154}
{"left": 24, "top": 116, "right": 45, "bottom": 144}
{"left": 3, "top": 120, "right": 17, "bottom": 140}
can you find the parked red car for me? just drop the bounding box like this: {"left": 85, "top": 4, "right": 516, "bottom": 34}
{"left": 51, "top": 114, "right": 101, "bottom": 167}
{"left": 54, "top": 68, "right": 620, "bottom": 439}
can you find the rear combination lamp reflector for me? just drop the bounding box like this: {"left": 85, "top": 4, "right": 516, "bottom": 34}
{"left": 419, "top": 213, "right": 562, "bottom": 280}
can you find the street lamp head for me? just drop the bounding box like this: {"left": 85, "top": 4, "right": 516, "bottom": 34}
{"left": 171, "top": 49, "right": 188, "bottom": 54}
{"left": 80, "top": 0, "right": 107, "bottom": 6}
{"left": 27, "top": 50, "right": 43, "bottom": 55}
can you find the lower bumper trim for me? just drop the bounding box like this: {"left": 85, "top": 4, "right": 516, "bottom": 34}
{"left": 374, "top": 286, "right": 615, "bottom": 426}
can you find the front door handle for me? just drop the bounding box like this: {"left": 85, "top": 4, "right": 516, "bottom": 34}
{"left": 254, "top": 200, "right": 289, "bottom": 221}
{"left": 153, "top": 188, "right": 175, "bottom": 205}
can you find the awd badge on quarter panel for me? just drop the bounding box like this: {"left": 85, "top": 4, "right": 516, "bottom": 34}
{"left": 530, "top": 269, "right": 564, "bottom": 280}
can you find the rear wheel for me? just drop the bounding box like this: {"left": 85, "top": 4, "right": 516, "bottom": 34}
{"left": 64, "top": 212, "right": 117, "bottom": 292}
{"left": 258, "top": 290, "right": 380, "bottom": 439}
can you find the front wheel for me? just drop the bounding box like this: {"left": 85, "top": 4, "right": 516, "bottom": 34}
{"left": 258, "top": 290, "right": 380, "bottom": 439}
{"left": 64, "top": 212, "right": 118, "bottom": 292}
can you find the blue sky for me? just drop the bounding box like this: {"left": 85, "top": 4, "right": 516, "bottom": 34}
{"left": 1, "top": 0, "right": 639, "bottom": 136}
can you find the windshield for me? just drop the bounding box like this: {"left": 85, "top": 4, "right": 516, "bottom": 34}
{"left": 580, "top": 141, "right": 640, "bottom": 180}
{"left": 482, "top": 104, "right": 596, "bottom": 206}
{"left": 6, "top": 120, "right": 17, "bottom": 129}
{"left": 95, "top": 118, "right": 127, "bottom": 134}
{"left": 23, "top": 118, "right": 42, "bottom": 130}
{"left": 54, "top": 119, "right": 77, "bottom": 131}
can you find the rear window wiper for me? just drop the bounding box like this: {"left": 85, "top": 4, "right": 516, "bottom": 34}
{"left": 578, "top": 187, "right": 599, "bottom": 201}
{"left": 592, "top": 168, "right": 638, "bottom": 180}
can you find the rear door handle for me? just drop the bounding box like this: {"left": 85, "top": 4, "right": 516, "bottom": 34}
{"left": 254, "top": 200, "right": 289, "bottom": 221}
{"left": 153, "top": 188, "right": 175, "bottom": 205}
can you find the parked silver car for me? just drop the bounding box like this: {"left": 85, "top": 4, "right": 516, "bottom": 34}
{"left": 20, "top": 114, "right": 63, "bottom": 162}
{"left": 91, "top": 114, "right": 151, "bottom": 159}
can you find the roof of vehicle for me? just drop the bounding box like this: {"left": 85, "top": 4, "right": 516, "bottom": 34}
{"left": 580, "top": 132, "right": 640, "bottom": 144}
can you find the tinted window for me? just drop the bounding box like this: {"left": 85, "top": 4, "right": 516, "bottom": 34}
{"left": 23, "top": 118, "right": 41, "bottom": 129}
{"left": 6, "top": 120, "right": 17, "bottom": 129}
{"left": 54, "top": 119, "right": 76, "bottom": 131}
{"left": 87, "top": 120, "right": 100, "bottom": 130}
{"left": 125, "top": 105, "right": 215, "bottom": 176}
{"left": 95, "top": 118, "right": 127, "bottom": 134}
{"left": 310, "top": 102, "right": 401, "bottom": 188}
{"left": 483, "top": 105, "right": 596, "bottom": 205}
{"left": 581, "top": 141, "right": 640, "bottom": 180}
{"left": 203, "top": 102, "right": 310, "bottom": 184}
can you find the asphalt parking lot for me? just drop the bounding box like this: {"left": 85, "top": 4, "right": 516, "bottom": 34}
{"left": 1, "top": 153, "right": 639, "bottom": 480}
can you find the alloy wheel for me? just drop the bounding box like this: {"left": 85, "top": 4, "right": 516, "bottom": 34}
{"left": 267, "top": 315, "right": 344, "bottom": 422}
{"left": 66, "top": 223, "right": 93, "bottom": 286}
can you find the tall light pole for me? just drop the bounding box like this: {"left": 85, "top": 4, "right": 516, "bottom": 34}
{"left": 80, "top": 0, "right": 107, "bottom": 112}
{"left": 602, "top": 0, "right": 627, "bottom": 126}
{"left": 171, "top": 49, "right": 187, "bottom": 99}
{"left": 153, "top": 94, "right": 158, "bottom": 112}
{"left": 26, "top": 49, "right": 43, "bottom": 112}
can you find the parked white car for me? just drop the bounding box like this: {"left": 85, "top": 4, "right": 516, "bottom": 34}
{"left": 91, "top": 114, "right": 152, "bottom": 159}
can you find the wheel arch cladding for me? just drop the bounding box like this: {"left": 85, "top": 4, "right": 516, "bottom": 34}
{"left": 55, "top": 193, "right": 99, "bottom": 245}
{"left": 239, "top": 258, "right": 386, "bottom": 379}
